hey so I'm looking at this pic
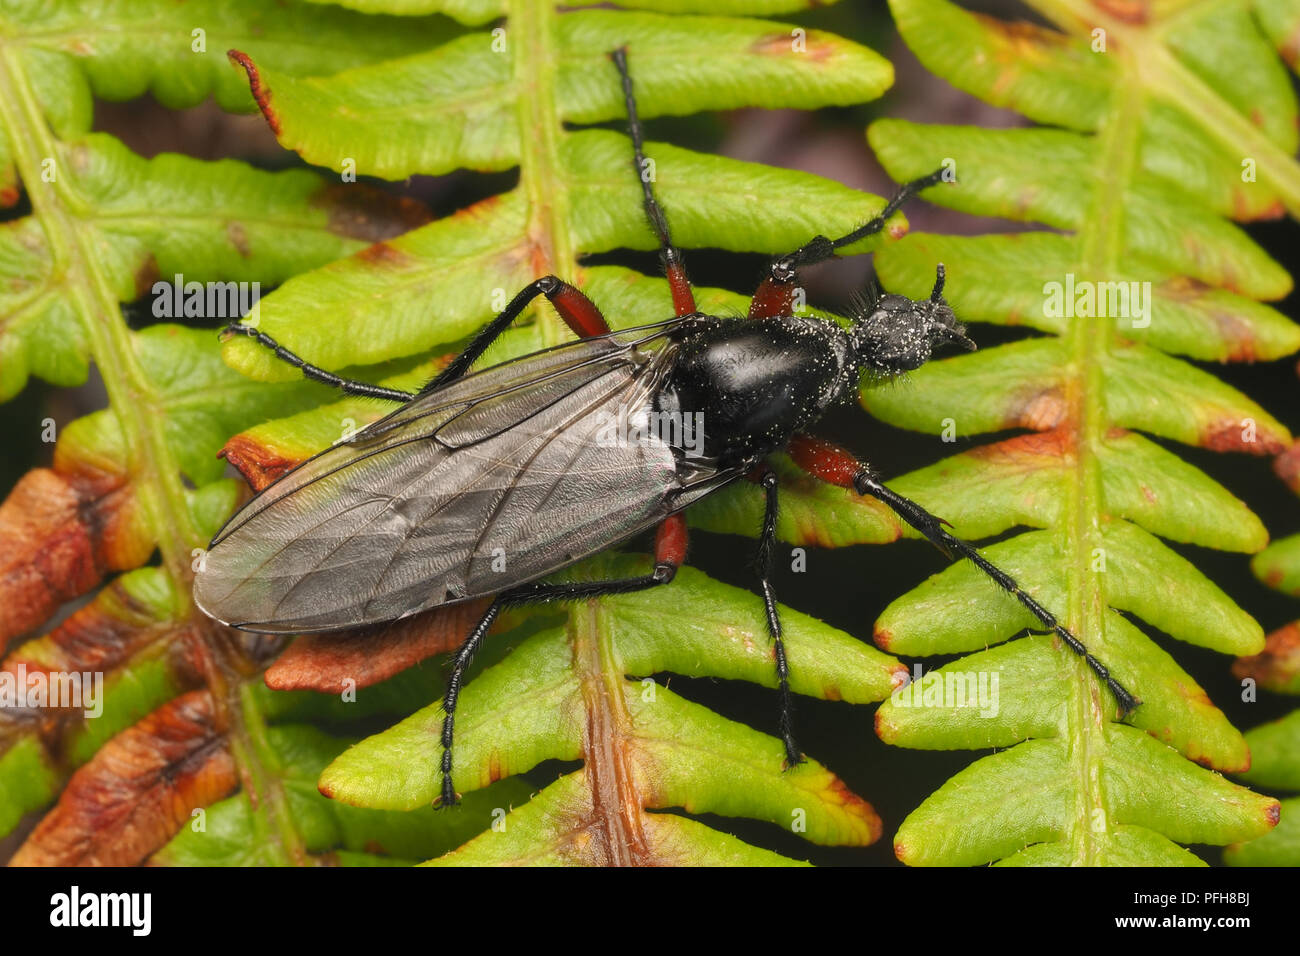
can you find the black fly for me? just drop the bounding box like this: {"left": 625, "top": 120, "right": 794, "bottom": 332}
{"left": 194, "top": 48, "right": 1139, "bottom": 808}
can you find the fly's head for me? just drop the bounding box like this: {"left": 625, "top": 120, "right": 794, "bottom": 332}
{"left": 849, "top": 264, "right": 975, "bottom": 376}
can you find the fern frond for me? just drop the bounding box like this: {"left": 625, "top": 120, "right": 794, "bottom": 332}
{"left": 858, "top": 0, "right": 1296, "bottom": 866}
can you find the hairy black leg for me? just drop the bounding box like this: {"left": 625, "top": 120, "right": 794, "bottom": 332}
{"left": 220, "top": 323, "right": 416, "bottom": 403}
{"left": 437, "top": 515, "right": 686, "bottom": 808}
{"left": 226, "top": 274, "right": 612, "bottom": 411}
{"left": 437, "top": 598, "right": 503, "bottom": 808}
{"left": 609, "top": 47, "right": 696, "bottom": 317}
{"left": 773, "top": 168, "right": 948, "bottom": 278}
{"left": 500, "top": 565, "right": 677, "bottom": 608}
{"left": 756, "top": 469, "right": 802, "bottom": 768}
{"left": 786, "top": 434, "right": 1138, "bottom": 716}
{"left": 436, "top": 567, "right": 676, "bottom": 808}
{"left": 852, "top": 468, "right": 1140, "bottom": 715}
{"left": 748, "top": 168, "right": 947, "bottom": 320}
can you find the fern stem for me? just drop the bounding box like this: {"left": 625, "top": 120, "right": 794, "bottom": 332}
{"left": 508, "top": 0, "right": 645, "bottom": 856}
{"left": 236, "top": 680, "right": 309, "bottom": 864}
{"left": 511, "top": 0, "right": 580, "bottom": 348}
{"left": 1062, "top": 49, "right": 1148, "bottom": 864}
{"left": 0, "top": 48, "right": 200, "bottom": 582}
{"left": 573, "top": 601, "right": 648, "bottom": 864}
{"left": 1029, "top": 0, "right": 1300, "bottom": 219}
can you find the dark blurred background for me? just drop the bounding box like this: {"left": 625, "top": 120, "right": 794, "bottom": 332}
{"left": 2, "top": 0, "right": 1297, "bottom": 865}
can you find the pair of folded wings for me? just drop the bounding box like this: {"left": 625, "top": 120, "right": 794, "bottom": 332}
{"left": 193, "top": 320, "right": 734, "bottom": 633}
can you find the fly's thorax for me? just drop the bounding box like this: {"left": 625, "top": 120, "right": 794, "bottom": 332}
{"left": 655, "top": 315, "right": 857, "bottom": 465}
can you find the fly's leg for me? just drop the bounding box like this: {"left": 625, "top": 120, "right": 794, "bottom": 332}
{"left": 747, "top": 168, "right": 947, "bottom": 321}
{"left": 222, "top": 274, "right": 611, "bottom": 403}
{"left": 436, "top": 597, "right": 502, "bottom": 809}
{"left": 754, "top": 467, "right": 802, "bottom": 768}
{"left": 219, "top": 324, "right": 417, "bottom": 402}
{"left": 420, "top": 276, "right": 611, "bottom": 394}
{"left": 436, "top": 514, "right": 687, "bottom": 808}
{"left": 609, "top": 47, "right": 696, "bottom": 318}
{"left": 504, "top": 514, "right": 686, "bottom": 606}
{"left": 787, "top": 434, "right": 1141, "bottom": 717}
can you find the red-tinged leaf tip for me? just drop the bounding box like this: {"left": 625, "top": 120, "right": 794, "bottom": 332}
{"left": 1231, "top": 191, "right": 1285, "bottom": 223}
{"left": 1265, "top": 800, "right": 1281, "bottom": 827}
{"left": 1190, "top": 741, "right": 1247, "bottom": 775}
{"left": 0, "top": 184, "right": 18, "bottom": 207}
{"left": 1203, "top": 418, "right": 1286, "bottom": 456}
{"left": 1164, "top": 280, "right": 1263, "bottom": 358}
{"left": 264, "top": 599, "right": 492, "bottom": 692}
{"left": 227, "top": 50, "right": 282, "bottom": 136}
{"left": 1232, "top": 622, "right": 1300, "bottom": 688}
{"left": 1093, "top": 0, "right": 1151, "bottom": 24}
{"left": 822, "top": 775, "right": 883, "bottom": 844}
{"left": 1274, "top": 441, "right": 1300, "bottom": 492}
{"left": 889, "top": 662, "right": 911, "bottom": 691}
{"left": 219, "top": 434, "right": 303, "bottom": 491}
{"left": 10, "top": 690, "right": 237, "bottom": 866}
{"left": 873, "top": 622, "right": 894, "bottom": 651}
{"left": 1206, "top": 316, "right": 1258, "bottom": 361}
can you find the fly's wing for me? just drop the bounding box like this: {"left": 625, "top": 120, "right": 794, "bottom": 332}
{"left": 194, "top": 321, "right": 728, "bottom": 633}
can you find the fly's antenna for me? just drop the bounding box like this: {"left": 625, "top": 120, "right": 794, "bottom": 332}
{"left": 930, "top": 263, "right": 947, "bottom": 302}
